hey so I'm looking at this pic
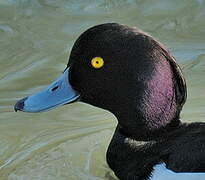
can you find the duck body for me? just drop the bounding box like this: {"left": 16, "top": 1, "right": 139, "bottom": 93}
{"left": 14, "top": 23, "right": 205, "bottom": 180}
{"left": 107, "top": 123, "right": 205, "bottom": 180}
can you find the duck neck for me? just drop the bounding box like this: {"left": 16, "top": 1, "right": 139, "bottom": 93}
{"left": 113, "top": 92, "right": 182, "bottom": 141}
{"left": 118, "top": 117, "right": 182, "bottom": 141}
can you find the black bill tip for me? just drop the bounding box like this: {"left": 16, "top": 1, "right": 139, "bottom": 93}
{"left": 14, "top": 97, "right": 28, "bottom": 112}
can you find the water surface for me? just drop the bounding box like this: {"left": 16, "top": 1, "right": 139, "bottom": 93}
{"left": 0, "top": 0, "right": 205, "bottom": 179}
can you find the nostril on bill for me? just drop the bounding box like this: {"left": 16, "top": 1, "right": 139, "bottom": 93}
{"left": 51, "top": 85, "right": 59, "bottom": 92}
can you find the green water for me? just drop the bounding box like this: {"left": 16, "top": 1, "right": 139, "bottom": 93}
{"left": 0, "top": 0, "right": 205, "bottom": 179}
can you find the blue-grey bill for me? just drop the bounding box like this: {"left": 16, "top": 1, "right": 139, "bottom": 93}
{"left": 14, "top": 68, "right": 80, "bottom": 112}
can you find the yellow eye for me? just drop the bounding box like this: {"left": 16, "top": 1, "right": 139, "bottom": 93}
{"left": 91, "top": 57, "right": 104, "bottom": 69}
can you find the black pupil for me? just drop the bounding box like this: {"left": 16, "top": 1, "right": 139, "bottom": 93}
{"left": 96, "top": 61, "right": 99, "bottom": 64}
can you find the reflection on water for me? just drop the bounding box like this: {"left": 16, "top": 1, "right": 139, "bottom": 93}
{"left": 0, "top": 0, "right": 205, "bottom": 179}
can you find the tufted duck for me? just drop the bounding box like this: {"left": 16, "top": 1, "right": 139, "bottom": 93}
{"left": 14, "top": 23, "right": 205, "bottom": 180}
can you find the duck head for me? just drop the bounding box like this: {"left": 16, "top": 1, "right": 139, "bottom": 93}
{"left": 14, "top": 23, "right": 187, "bottom": 138}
